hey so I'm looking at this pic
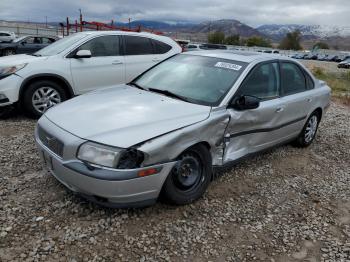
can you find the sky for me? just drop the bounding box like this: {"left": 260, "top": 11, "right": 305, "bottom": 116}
{"left": 1, "top": 0, "right": 350, "bottom": 27}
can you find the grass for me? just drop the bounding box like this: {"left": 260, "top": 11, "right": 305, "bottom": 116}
{"left": 311, "top": 67, "right": 350, "bottom": 106}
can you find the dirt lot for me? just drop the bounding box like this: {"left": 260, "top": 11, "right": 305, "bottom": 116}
{"left": 0, "top": 101, "right": 349, "bottom": 262}
{"left": 301, "top": 60, "right": 348, "bottom": 74}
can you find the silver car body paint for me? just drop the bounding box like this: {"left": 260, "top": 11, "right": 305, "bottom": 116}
{"left": 43, "top": 85, "right": 211, "bottom": 148}
{"left": 36, "top": 51, "right": 331, "bottom": 206}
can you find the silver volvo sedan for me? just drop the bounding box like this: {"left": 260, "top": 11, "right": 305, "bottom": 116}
{"left": 35, "top": 51, "right": 331, "bottom": 207}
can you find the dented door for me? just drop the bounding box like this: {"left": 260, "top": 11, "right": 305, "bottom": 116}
{"left": 223, "top": 98, "right": 288, "bottom": 163}
{"left": 222, "top": 61, "right": 294, "bottom": 163}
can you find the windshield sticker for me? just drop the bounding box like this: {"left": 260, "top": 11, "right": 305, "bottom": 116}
{"left": 214, "top": 62, "right": 242, "bottom": 71}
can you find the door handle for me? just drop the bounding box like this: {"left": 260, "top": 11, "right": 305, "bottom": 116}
{"left": 152, "top": 58, "right": 161, "bottom": 62}
{"left": 276, "top": 107, "right": 284, "bottom": 113}
{"left": 112, "top": 60, "right": 123, "bottom": 65}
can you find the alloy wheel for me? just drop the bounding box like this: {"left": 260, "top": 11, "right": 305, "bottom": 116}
{"left": 32, "top": 87, "right": 61, "bottom": 114}
{"left": 4, "top": 49, "right": 15, "bottom": 56}
{"left": 305, "top": 115, "right": 318, "bottom": 143}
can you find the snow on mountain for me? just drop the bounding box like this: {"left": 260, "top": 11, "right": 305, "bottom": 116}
{"left": 257, "top": 24, "right": 350, "bottom": 40}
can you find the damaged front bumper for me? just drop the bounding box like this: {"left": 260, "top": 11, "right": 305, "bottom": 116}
{"left": 35, "top": 116, "right": 177, "bottom": 208}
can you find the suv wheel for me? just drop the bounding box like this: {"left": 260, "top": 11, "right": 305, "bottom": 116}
{"left": 161, "top": 144, "right": 212, "bottom": 205}
{"left": 22, "top": 80, "right": 67, "bottom": 118}
{"left": 293, "top": 111, "right": 320, "bottom": 147}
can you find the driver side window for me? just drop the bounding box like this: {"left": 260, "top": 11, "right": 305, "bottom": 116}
{"left": 238, "top": 62, "right": 280, "bottom": 100}
{"left": 77, "top": 35, "right": 120, "bottom": 57}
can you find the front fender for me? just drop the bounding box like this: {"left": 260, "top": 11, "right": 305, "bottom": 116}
{"left": 138, "top": 109, "right": 230, "bottom": 167}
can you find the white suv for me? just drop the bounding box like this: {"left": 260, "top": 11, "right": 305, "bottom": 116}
{"left": 0, "top": 31, "right": 181, "bottom": 117}
{"left": 0, "top": 31, "right": 16, "bottom": 43}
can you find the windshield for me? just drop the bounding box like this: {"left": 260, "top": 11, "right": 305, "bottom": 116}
{"left": 34, "top": 33, "right": 88, "bottom": 56}
{"left": 13, "top": 36, "right": 27, "bottom": 43}
{"left": 135, "top": 54, "right": 247, "bottom": 106}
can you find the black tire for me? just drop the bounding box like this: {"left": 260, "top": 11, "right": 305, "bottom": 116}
{"left": 293, "top": 111, "right": 320, "bottom": 148}
{"left": 0, "top": 105, "right": 16, "bottom": 119}
{"left": 22, "top": 80, "right": 67, "bottom": 118}
{"left": 3, "top": 49, "right": 16, "bottom": 56}
{"left": 161, "top": 144, "right": 212, "bottom": 205}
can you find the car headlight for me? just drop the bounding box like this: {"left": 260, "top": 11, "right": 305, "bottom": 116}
{"left": 77, "top": 142, "right": 144, "bottom": 169}
{"left": 0, "top": 63, "right": 27, "bottom": 78}
{"left": 117, "top": 148, "right": 145, "bottom": 169}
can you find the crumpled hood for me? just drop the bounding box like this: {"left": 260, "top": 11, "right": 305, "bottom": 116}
{"left": 44, "top": 85, "right": 211, "bottom": 148}
{"left": 0, "top": 54, "right": 47, "bottom": 66}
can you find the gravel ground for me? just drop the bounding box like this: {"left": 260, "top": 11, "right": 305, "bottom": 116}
{"left": 0, "top": 102, "right": 349, "bottom": 262}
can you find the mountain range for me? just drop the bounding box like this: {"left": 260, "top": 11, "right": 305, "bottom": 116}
{"left": 121, "top": 19, "right": 350, "bottom": 50}
{"left": 3, "top": 18, "right": 350, "bottom": 49}
{"left": 115, "top": 19, "right": 350, "bottom": 39}
{"left": 257, "top": 24, "right": 350, "bottom": 40}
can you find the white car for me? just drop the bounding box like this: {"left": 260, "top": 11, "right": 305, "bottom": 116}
{"left": 0, "top": 31, "right": 16, "bottom": 43}
{"left": 0, "top": 31, "right": 181, "bottom": 117}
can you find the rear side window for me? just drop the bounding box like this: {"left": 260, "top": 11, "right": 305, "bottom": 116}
{"left": 238, "top": 62, "right": 280, "bottom": 100}
{"left": 78, "top": 35, "right": 120, "bottom": 57}
{"left": 0, "top": 33, "right": 10, "bottom": 36}
{"left": 124, "top": 36, "right": 154, "bottom": 55}
{"left": 152, "top": 39, "right": 171, "bottom": 54}
{"left": 281, "top": 63, "right": 307, "bottom": 95}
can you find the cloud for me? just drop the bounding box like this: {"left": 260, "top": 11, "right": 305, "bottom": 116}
{"left": 0, "top": 0, "right": 349, "bottom": 27}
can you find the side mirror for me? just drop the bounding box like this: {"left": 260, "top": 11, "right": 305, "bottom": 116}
{"left": 21, "top": 41, "right": 26, "bottom": 45}
{"left": 75, "top": 50, "right": 92, "bottom": 58}
{"left": 230, "top": 95, "right": 260, "bottom": 111}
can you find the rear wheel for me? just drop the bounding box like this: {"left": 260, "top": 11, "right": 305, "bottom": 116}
{"left": 22, "top": 80, "right": 67, "bottom": 118}
{"left": 293, "top": 111, "right": 320, "bottom": 147}
{"left": 161, "top": 144, "right": 212, "bottom": 205}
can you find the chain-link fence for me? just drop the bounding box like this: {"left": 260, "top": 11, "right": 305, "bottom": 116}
{"left": 0, "top": 24, "right": 61, "bottom": 37}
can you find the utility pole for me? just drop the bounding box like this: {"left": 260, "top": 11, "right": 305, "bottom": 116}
{"left": 128, "top": 18, "right": 131, "bottom": 29}
{"left": 45, "top": 16, "right": 47, "bottom": 28}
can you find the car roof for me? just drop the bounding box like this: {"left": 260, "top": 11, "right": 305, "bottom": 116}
{"left": 70, "top": 31, "right": 176, "bottom": 45}
{"left": 77, "top": 30, "right": 164, "bottom": 37}
{"left": 183, "top": 50, "right": 294, "bottom": 63}
{"left": 19, "top": 35, "right": 57, "bottom": 38}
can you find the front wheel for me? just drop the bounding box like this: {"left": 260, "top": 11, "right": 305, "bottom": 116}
{"left": 22, "top": 80, "right": 67, "bottom": 118}
{"left": 161, "top": 144, "right": 212, "bottom": 205}
{"left": 3, "top": 49, "right": 16, "bottom": 56}
{"left": 293, "top": 112, "right": 320, "bottom": 147}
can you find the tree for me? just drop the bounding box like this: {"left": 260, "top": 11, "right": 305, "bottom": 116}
{"left": 313, "top": 42, "right": 329, "bottom": 50}
{"left": 225, "top": 34, "right": 240, "bottom": 45}
{"left": 245, "top": 36, "right": 272, "bottom": 47}
{"left": 279, "top": 30, "right": 303, "bottom": 50}
{"left": 208, "top": 31, "right": 225, "bottom": 44}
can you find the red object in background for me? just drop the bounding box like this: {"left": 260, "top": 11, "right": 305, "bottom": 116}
{"left": 62, "top": 16, "right": 164, "bottom": 36}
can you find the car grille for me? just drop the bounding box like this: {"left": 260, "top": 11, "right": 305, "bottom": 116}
{"left": 38, "top": 126, "right": 64, "bottom": 157}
